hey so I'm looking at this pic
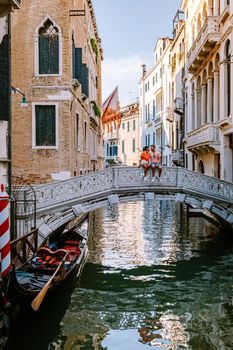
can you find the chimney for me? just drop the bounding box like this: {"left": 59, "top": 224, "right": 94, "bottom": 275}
{"left": 141, "top": 64, "right": 147, "bottom": 77}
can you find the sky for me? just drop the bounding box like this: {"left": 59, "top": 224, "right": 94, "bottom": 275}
{"left": 92, "top": 0, "right": 181, "bottom": 106}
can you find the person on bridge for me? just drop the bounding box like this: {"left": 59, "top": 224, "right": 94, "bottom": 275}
{"left": 139, "top": 146, "right": 150, "bottom": 179}
{"left": 149, "top": 145, "right": 162, "bottom": 181}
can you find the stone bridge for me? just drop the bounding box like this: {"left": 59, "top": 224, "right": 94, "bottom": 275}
{"left": 32, "top": 167, "right": 233, "bottom": 238}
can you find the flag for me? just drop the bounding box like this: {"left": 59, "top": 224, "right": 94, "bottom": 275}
{"left": 102, "top": 86, "right": 121, "bottom": 132}
{"left": 0, "top": 184, "right": 11, "bottom": 278}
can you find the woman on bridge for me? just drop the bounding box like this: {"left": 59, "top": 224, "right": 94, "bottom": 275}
{"left": 139, "top": 146, "right": 150, "bottom": 179}
{"left": 149, "top": 145, "right": 162, "bottom": 181}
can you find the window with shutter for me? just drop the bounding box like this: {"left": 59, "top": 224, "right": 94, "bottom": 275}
{"left": 35, "top": 105, "right": 56, "bottom": 146}
{"left": 73, "top": 48, "right": 89, "bottom": 97}
{"left": 74, "top": 48, "right": 82, "bottom": 81}
{"left": 39, "top": 19, "right": 59, "bottom": 75}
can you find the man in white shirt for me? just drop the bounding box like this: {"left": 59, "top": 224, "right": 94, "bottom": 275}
{"left": 149, "top": 145, "right": 162, "bottom": 180}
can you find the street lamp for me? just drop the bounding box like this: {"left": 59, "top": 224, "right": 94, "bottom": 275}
{"left": 11, "top": 86, "right": 28, "bottom": 107}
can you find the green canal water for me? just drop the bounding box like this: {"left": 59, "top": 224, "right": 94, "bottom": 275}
{"left": 6, "top": 201, "right": 233, "bottom": 350}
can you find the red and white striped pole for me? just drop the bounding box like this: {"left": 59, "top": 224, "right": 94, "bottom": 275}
{"left": 0, "top": 184, "right": 11, "bottom": 278}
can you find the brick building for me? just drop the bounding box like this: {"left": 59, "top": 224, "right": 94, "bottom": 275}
{"left": 11, "top": 0, "right": 103, "bottom": 183}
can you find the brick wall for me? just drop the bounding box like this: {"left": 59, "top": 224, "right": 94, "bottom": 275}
{"left": 11, "top": 0, "right": 103, "bottom": 183}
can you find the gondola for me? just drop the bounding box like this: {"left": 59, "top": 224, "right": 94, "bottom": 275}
{"left": 7, "top": 214, "right": 89, "bottom": 310}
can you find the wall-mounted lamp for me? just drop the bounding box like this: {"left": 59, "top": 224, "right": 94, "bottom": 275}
{"left": 11, "top": 86, "right": 28, "bottom": 107}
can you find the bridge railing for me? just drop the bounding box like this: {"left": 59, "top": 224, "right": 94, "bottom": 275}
{"left": 177, "top": 168, "right": 233, "bottom": 202}
{"left": 34, "top": 167, "right": 233, "bottom": 212}
{"left": 35, "top": 167, "right": 114, "bottom": 209}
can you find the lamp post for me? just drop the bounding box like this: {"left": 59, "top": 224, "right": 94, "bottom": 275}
{"left": 9, "top": 87, "right": 28, "bottom": 240}
{"left": 11, "top": 86, "right": 28, "bottom": 107}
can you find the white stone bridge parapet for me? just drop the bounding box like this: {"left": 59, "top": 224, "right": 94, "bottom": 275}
{"left": 32, "top": 167, "right": 233, "bottom": 237}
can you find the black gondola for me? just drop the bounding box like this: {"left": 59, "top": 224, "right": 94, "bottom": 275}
{"left": 7, "top": 214, "right": 89, "bottom": 310}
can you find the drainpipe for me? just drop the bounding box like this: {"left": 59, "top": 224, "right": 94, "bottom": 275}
{"left": 7, "top": 12, "right": 12, "bottom": 197}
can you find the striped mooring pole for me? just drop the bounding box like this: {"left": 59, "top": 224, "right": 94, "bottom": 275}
{"left": 0, "top": 184, "right": 11, "bottom": 345}
{"left": 0, "top": 184, "right": 11, "bottom": 278}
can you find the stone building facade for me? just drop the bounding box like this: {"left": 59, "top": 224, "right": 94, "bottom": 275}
{"left": 11, "top": 0, "right": 103, "bottom": 183}
{"left": 118, "top": 102, "right": 140, "bottom": 166}
{"left": 140, "top": 0, "right": 233, "bottom": 181}
{"left": 169, "top": 12, "right": 186, "bottom": 167}
{"left": 182, "top": 0, "right": 233, "bottom": 180}
{"left": 139, "top": 38, "right": 173, "bottom": 166}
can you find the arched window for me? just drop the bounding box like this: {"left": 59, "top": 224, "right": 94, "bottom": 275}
{"left": 198, "top": 160, "right": 204, "bottom": 174}
{"left": 38, "top": 19, "right": 59, "bottom": 75}
{"left": 226, "top": 40, "right": 231, "bottom": 117}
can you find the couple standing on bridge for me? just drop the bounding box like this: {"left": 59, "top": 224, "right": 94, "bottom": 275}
{"left": 139, "top": 145, "right": 162, "bottom": 181}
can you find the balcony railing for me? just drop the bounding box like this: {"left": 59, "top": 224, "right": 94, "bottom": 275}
{"left": 187, "top": 123, "right": 220, "bottom": 150}
{"left": 187, "top": 16, "right": 220, "bottom": 73}
{"left": 152, "top": 115, "right": 161, "bottom": 124}
{"left": 0, "top": 0, "right": 21, "bottom": 9}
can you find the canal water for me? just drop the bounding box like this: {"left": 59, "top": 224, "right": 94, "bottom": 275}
{"left": 6, "top": 201, "right": 233, "bottom": 350}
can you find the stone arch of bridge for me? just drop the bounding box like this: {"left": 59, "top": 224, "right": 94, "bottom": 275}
{"left": 37, "top": 190, "right": 233, "bottom": 242}
{"left": 34, "top": 166, "right": 233, "bottom": 240}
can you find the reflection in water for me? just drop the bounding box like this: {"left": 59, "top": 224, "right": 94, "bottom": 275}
{"left": 8, "top": 201, "right": 233, "bottom": 349}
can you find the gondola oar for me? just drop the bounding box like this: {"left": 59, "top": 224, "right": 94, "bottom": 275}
{"left": 31, "top": 251, "right": 69, "bottom": 311}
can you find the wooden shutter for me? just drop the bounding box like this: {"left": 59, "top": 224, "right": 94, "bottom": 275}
{"left": 81, "top": 64, "right": 89, "bottom": 97}
{"left": 35, "top": 105, "right": 56, "bottom": 146}
{"left": 39, "top": 36, "right": 49, "bottom": 74}
{"left": 74, "top": 47, "right": 89, "bottom": 97}
{"left": 72, "top": 44, "right": 76, "bottom": 79}
{"left": 39, "top": 34, "right": 59, "bottom": 74}
{"left": 49, "top": 35, "right": 59, "bottom": 74}
{"left": 75, "top": 48, "right": 82, "bottom": 81}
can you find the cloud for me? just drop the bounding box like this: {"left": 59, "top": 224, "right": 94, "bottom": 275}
{"left": 102, "top": 55, "right": 143, "bottom": 107}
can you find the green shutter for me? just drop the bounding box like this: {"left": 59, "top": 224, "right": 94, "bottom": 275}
{"left": 39, "top": 35, "right": 59, "bottom": 74}
{"left": 81, "top": 64, "right": 89, "bottom": 97}
{"left": 39, "top": 36, "right": 49, "bottom": 74}
{"left": 72, "top": 44, "right": 76, "bottom": 79}
{"left": 49, "top": 35, "right": 59, "bottom": 74}
{"left": 75, "top": 48, "right": 82, "bottom": 81}
{"left": 36, "top": 105, "right": 56, "bottom": 146}
{"left": 74, "top": 48, "right": 89, "bottom": 97}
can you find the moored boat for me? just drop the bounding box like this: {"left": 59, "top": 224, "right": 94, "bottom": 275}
{"left": 7, "top": 214, "right": 89, "bottom": 310}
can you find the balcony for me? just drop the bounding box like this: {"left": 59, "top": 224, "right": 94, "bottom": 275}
{"left": 0, "top": 0, "right": 21, "bottom": 9}
{"left": 152, "top": 116, "right": 161, "bottom": 125}
{"left": 187, "top": 16, "right": 220, "bottom": 74}
{"left": 174, "top": 98, "right": 183, "bottom": 115}
{"left": 187, "top": 123, "right": 220, "bottom": 153}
